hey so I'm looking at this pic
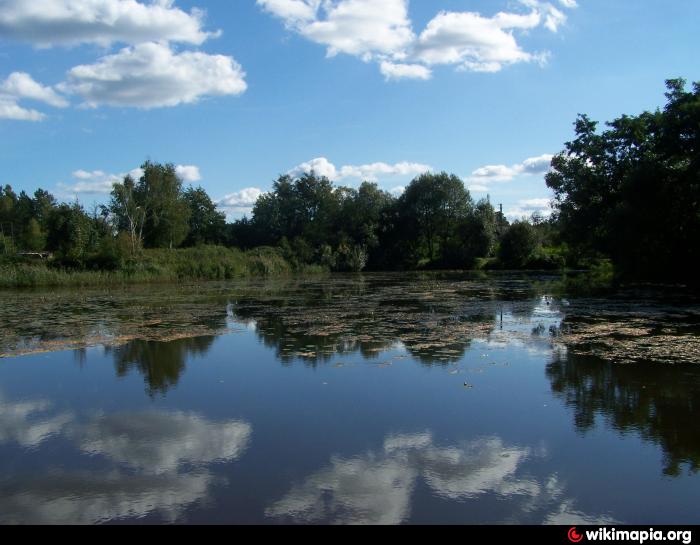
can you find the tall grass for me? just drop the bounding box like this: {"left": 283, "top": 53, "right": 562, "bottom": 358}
{"left": 0, "top": 246, "right": 304, "bottom": 288}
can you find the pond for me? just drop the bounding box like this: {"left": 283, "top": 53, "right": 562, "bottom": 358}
{"left": 1, "top": 272, "right": 699, "bottom": 524}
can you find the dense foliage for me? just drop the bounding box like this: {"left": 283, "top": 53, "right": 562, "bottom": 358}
{"left": 547, "top": 78, "right": 700, "bottom": 284}
{"left": 2, "top": 78, "right": 696, "bottom": 286}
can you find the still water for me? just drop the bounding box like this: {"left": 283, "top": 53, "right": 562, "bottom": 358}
{"left": 1, "top": 273, "right": 699, "bottom": 524}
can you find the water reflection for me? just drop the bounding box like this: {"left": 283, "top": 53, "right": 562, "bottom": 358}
{"left": 229, "top": 276, "right": 521, "bottom": 365}
{"left": 79, "top": 411, "right": 252, "bottom": 474}
{"left": 266, "top": 432, "right": 614, "bottom": 525}
{"left": 0, "top": 392, "right": 252, "bottom": 524}
{"left": 106, "top": 337, "right": 217, "bottom": 396}
{"left": 3, "top": 274, "right": 700, "bottom": 524}
{"left": 0, "top": 471, "right": 214, "bottom": 525}
{"left": 0, "top": 394, "right": 72, "bottom": 448}
{"left": 546, "top": 351, "right": 700, "bottom": 477}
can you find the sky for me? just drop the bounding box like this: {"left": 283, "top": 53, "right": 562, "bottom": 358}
{"left": 0, "top": 0, "right": 698, "bottom": 220}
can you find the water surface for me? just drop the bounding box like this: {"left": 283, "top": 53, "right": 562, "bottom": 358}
{"left": 1, "top": 273, "right": 699, "bottom": 524}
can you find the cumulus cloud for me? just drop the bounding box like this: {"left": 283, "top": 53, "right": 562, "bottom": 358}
{"left": 288, "top": 157, "right": 339, "bottom": 180}
{"left": 259, "top": 0, "right": 414, "bottom": 59}
{"left": 175, "top": 165, "right": 201, "bottom": 183}
{"left": 0, "top": 72, "right": 68, "bottom": 121}
{"left": 58, "top": 164, "right": 198, "bottom": 195}
{"left": 413, "top": 10, "right": 542, "bottom": 73}
{"left": 380, "top": 61, "right": 431, "bottom": 81}
{"left": 218, "top": 188, "right": 265, "bottom": 217}
{"left": 59, "top": 42, "right": 247, "bottom": 109}
{"left": 288, "top": 157, "right": 431, "bottom": 182}
{"left": 467, "top": 154, "right": 554, "bottom": 185}
{"left": 522, "top": 0, "right": 573, "bottom": 33}
{"left": 0, "top": 0, "right": 217, "bottom": 47}
{"left": 257, "top": 0, "right": 321, "bottom": 25}
{"left": 505, "top": 198, "right": 554, "bottom": 220}
{"left": 259, "top": 0, "right": 578, "bottom": 79}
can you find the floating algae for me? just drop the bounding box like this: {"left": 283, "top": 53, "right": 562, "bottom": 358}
{"left": 2, "top": 273, "right": 699, "bottom": 367}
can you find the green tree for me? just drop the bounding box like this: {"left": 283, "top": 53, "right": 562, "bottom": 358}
{"left": 398, "top": 172, "right": 472, "bottom": 264}
{"left": 183, "top": 186, "right": 226, "bottom": 246}
{"left": 111, "top": 162, "right": 191, "bottom": 250}
{"left": 251, "top": 172, "right": 338, "bottom": 247}
{"left": 443, "top": 200, "right": 497, "bottom": 269}
{"left": 46, "top": 203, "right": 98, "bottom": 267}
{"left": 498, "top": 221, "right": 537, "bottom": 268}
{"left": 23, "top": 218, "right": 45, "bottom": 251}
{"left": 547, "top": 78, "right": 700, "bottom": 282}
{"left": 110, "top": 175, "right": 145, "bottom": 255}
{"left": 136, "top": 162, "right": 191, "bottom": 249}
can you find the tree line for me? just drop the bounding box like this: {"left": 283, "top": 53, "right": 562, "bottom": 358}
{"left": 0, "top": 165, "right": 558, "bottom": 273}
{"left": 1, "top": 78, "right": 697, "bottom": 283}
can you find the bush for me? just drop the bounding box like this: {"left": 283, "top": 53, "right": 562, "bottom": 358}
{"left": 0, "top": 245, "right": 297, "bottom": 288}
{"left": 498, "top": 221, "right": 537, "bottom": 269}
{"left": 333, "top": 243, "right": 368, "bottom": 272}
{"left": 526, "top": 247, "right": 566, "bottom": 270}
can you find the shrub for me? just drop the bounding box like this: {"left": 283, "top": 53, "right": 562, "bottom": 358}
{"left": 498, "top": 221, "right": 537, "bottom": 268}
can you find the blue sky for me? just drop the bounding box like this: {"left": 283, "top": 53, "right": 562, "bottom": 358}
{"left": 1, "top": 0, "right": 698, "bottom": 219}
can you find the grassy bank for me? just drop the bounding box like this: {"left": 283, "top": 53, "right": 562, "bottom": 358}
{"left": 0, "top": 246, "right": 309, "bottom": 288}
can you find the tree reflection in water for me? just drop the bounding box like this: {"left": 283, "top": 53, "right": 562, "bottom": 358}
{"left": 106, "top": 336, "right": 217, "bottom": 396}
{"left": 228, "top": 274, "right": 517, "bottom": 366}
{"left": 547, "top": 351, "right": 700, "bottom": 476}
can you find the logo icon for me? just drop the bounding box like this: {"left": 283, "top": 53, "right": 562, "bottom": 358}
{"left": 568, "top": 528, "right": 584, "bottom": 543}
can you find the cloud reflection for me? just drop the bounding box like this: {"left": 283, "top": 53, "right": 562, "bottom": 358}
{"left": 0, "top": 394, "right": 72, "bottom": 448}
{"left": 0, "top": 471, "right": 213, "bottom": 525}
{"left": 80, "top": 411, "right": 252, "bottom": 473}
{"left": 0, "top": 398, "right": 252, "bottom": 524}
{"left": 266, "top": 433, "right": 613, "bottom": 525}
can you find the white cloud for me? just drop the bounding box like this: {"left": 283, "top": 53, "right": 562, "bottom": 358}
{"left": 0, "top": 99, "right": 45, "bottom": 121}
{"left": 390, "top": 186, "right": 405, "bottom": 197}
{"left": 339, "top": 161, "right": 432, "bottom": 181}
{"left": 257, "top": 0, "right": 321, "bottom": 25}
{"left": 521, "top": 0, "right": 575, "bottom": 32}
{"left": 58, "top": 164, "right": 197, "bottom": 195}
{"left": 288, "top": 157, "right": 338, "bottom": 180}
{"left": 0, "top": 0, "right": 217, "bottom": 47}
{"left": 175, "top": 165, "right": 201, "bottom": 183}
{"left": 413, "top": 10, "right": 540, "bottom": 73}
{"left": 60, "top": 42, "right": 247, "bottom": 109}
{"left": 505, "top": 198, "right": 554, "bottom": 220}
{"left": 59, "top": 170, "right": 124, "bottom": 195}
{"left": 289, "top": 157, "right": 431, "bottom": 182}
{"left": 467, "top": 154, "right": 554, "bottom": 184}
{"left": 218, "top": 188, "right": 264, "bottom": 217}
{"left": 1, "top": 72, "right": 68, "bottom": 107}
{"left": 260, "top": 0, "right": 414, "bottom": 60}
{"left": 0, "top": 72, "right": 67, "bottom": 121}
{"left": 219, "top": 188, "right": 264, "bottom": 208}
{"left": 259, "top": 0, "right": 578, "bottom": 79}
{"left": 380, "top": 61, "right": 431, "bottom": 81}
